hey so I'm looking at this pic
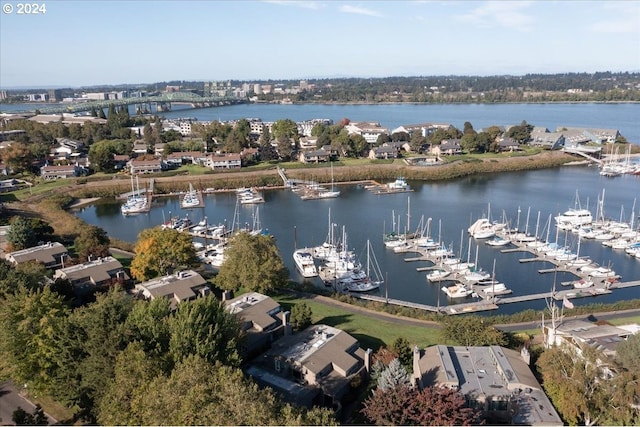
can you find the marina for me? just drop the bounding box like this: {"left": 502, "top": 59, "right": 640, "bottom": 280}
{"left": 75, "top": 165, "right": 640, "bottom": 316}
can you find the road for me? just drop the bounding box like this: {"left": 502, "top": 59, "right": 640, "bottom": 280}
{"left": 0, "top": 381, "right": 57, "bottom": 425}
{"left": 494, "top": 308, "right": 640, "bottom": 332}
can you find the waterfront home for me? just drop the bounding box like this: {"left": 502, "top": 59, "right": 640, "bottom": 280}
{"left": 5, "top": 242, "right": 68, "bottom": 269}
{"left": 40, "top": 164, "right": 80, "bottom": 180}
{"left": 134, "top": 270, "right": 210, "bottom": 309}
{"left": 224, "top": 291, "right": 289, "bottom": 358}
{"left": 544, "top": 318, "right": 639, "bottom": 359}
{"left": 206, "top": 153, "right": 241, "bottom": 170}
{"left": 0, "top": 129, "right": 27, "bottom": 142}
{"left": 433, "top": 139, "right": 462, "bottom": 156}
{"left": 28, "top": 114, "right": 107, "bottom": 126}
{"left": 300, "top": 147, "right": 332, "bottom": 164}
{"left": 412, "top": 345, "right": 562, "bottom": 425}
{"left": 497, "top": 137, "right": 521, "bottom": 152}
{"left": 166, "top": 151, "right": 209, "bottom": 167}
{"left": 132, "top": 142, "right": 149, "bottom": 155}
{"left": 0, "top": 178, "right": 20, "bottom": 192}
{"left": 392, "top": 122, "right": 451, "bottom": 138}
{"left": 529, "top": 130, "right": 565, "bottom": 150}
{"left": 113, "top": 154, "right": 130, "bottom": 170}
{"left": 368, "top": 145, "right": 399, "bottom": 160}
{"left": 345, "top": 122, "right": 389, "bottom": 144}
{"left": 557, "top": 127, "right": 620, "bottom": 144}
{"left": 246, "top": 323, "right": 371, "bottom": 409}
{"left": 298, "top": 136, "right": 319, "bottom": 150}
{"left": 128, "top": 158, "right": 164, "bottom": 174}
{"left": 53, "top": 256, "right": 129, "bottom": 294}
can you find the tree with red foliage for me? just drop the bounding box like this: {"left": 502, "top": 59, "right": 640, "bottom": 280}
{"left": 362, "top": 384, "right": 481, "bottom": 426}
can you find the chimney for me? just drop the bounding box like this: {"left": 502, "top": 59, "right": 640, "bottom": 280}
{"left": 282, "top": 310, "right": 292, "bottom": 336}
{"left": 364, "top": 348, "right": 373, "bottom": 373}
{"left": 520, "top": 346, "right": 531, "bottom": 366}
{"left": 412, "top": 345, "right": 422, "bottom": 384}
{"left": 222, "top": 290, "right": 233, "bottom": 302}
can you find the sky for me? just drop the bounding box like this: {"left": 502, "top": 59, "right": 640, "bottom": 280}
{"left": 0, "top": 0, "right": 639, "bottom": 88}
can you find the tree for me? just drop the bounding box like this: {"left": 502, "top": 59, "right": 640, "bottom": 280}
{"left": 615, "top": 333, "right": 640, "bottom": 372}
{"left": 12, "top": 404, "right": 49, "bottom": 425}
{"left": 389, "top": 337, "right": 413, "bottom": 372}
{"left": 6, "top": 216, "right": 54, "bottom": 251}
{"left": 0, "top": 287, "right": 70, "bottom": 393}
{"left": 168, "top": 295, "right": 241, "bottom": 367}
{"left": 275, "top": 134, "right": 293, "bottom": 161}
{"left": 377, "top": 358, "right": 411, "bottom": 391}
{"left": 130, "top": 226, "right": 200, "bottom": 281}
{"left": 271, "top": 119, "right": 299, "bottom": 143}
{"left": 290, "top": 301, "right": 312, "bottom": 331}
{"left": 259, "top": 126, "right": 277, "bottom": 161}
{"left": 362, "top": 385, "right": 479, "bottom": 426}
{"left": 349, "top": 133, "right": 368, "bottom": 157}
{"left": 214, "top": 232, "right": 288, "bottom": 293}
{"left": 74, "top": 225, "right": 110, "bottom": 262}
{"left": 441, "top": 315, "right": 507, "bottom": 346}
{"left": 2, "top": 142, "right": 34, "bottom": 174}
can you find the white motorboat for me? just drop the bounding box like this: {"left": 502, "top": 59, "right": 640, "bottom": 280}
{"left": 427, "top": 268, "right": 451, "bottom": 282}
{"left": 293, "top": 248, "right": 318, "bottom": 278}
{"left": 387, "top": 177, "right": 410, "bottom": 190}
{"left": 588, "top": 266, "right": 617, "bottom": 278}
{"left": 486, "top": 235, "right": 510, "bottom": 246}
{"left": 441, "top": 283, "right": 473, "bottom": 298}
{"left": 573, "top": 279, "right": 594, "bottom": 289}
{"left": 555, "top": 208, "right": 593, "bottom": 227}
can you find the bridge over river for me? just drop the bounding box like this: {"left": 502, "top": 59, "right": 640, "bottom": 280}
{"left": 11, "top": 92, "right": 246, "bottom": 115}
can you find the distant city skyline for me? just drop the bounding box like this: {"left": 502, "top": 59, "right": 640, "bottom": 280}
{"left": 1, "top": 0, "right": 639, "bottom": 89}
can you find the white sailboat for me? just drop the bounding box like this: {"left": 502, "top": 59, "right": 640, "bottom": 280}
{"left": 121, "top": 175, "right": 148, "bottom": 215}
{"left": 316, "top": 162, "right": 340, "bottom": 198}
{"left": 181, "top": 183, "right": 201, "bottom": 208}
{"left": 341, "top": 240, "right": 384, "bottom": 292}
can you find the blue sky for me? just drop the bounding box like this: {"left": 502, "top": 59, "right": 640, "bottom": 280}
{"left": 1, "top": 0, "right": 639, "bottom": 88}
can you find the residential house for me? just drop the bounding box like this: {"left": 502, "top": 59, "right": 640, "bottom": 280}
{"left": 113, "top": 154, "right": 130, "bottom": 171}
{"left": 129, "top": 158, "right": 164, "bottom": 174}
{"left": 154, "top": 143, "right": 166, "bottom": 157}
{"left": 557, "top": 127, "right": 620, "bottom": 144}
{"left": 544, "top": 318, "right": 639, "bottom": 360}
{"left": 53, "top": 256, "right": 129, "bottom": 294}
{"left": 247, "top": 323, "right": 371, "bottom": 409}
{"left": 433, "top": 139, "right": 462, "bottom": 156}
{"left": 240, "top": 147, "right": 259, "bottom": 164}
{"left": 0, "top": 129, "right": 27, "bottom": 142}
{"left": 391, "top": 123, "right": 451, "bottom": 138}
{"left": 132, "top": 142, "right": 149, "bottom": 155}
{"left": 206, "top": 153, "right": 241, "bottom": 170}
{"left": 345, "top": 122, "right": 389, "bottom": 144}
{"left": 413, "top": 345, "right": 562, "bottom": 425}
{"left": 299, "top": 147, "right": 332, "bottom": 164}
{"left": 40, "top": 164, "right": 80, "bottom": 180}
{"left": 166, "top": 151, "right": 208, "bottom": 167}
{"left": 299, "top": 136, "right": 319, "bottom": 150}
{"left": 224, "top": 292, "right": 289, "bottom": 358}
{"left": 135, "top": 270, "right": 210, "bottom": 309}
{"left": 0, "top": 178, "right": 20, "bottom": 192}
{"left": 529, "top": 131, "right": 565, "bottom": 150}
{"left": 368, "top": 145, "right": 398, "bottom": 160}
{"left": 298, "top": 119, "right": 332, "bottom": 137}
{"left": 5, "top": 242, "right": 68, "bottom": 269}
{"left": 497, "top": 137, "right": 521, "bottom": 152}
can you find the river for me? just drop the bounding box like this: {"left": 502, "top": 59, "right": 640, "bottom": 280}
{"left": 74, "top": 166, "right": 640, "bottom": 315}
{"left": 2, "top": 102, "right": 639, "bottom": 144}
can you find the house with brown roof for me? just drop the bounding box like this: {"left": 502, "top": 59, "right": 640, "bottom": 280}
{"left": 129, "top": 158, "right": 164, "bottom": 174}
{"left": 224, "top": 292, "right": 289, "bottom": 358}
{"left": 412, "top": 345, "right": 562, "bottom": 425}
{"left": 135, "top": 270, "right": 210, "bottom": 309}
{"left": 299, "top": 148, "right": 332, "bottom": 163}
{"left": 247, "top": 323, "right": 370, "bottom": 409}
{"left": 40, "top": 164, "right": 80, "bottom": 180}
{"left": 53, "top": 256, "right": 129, "bottom": 294}
{"left": 5, "top": 242, "right": 68, "bottom": 269}
{"left": 206, "top": 153, "right": 241, "bottom": 170}
{"left": 432, "top": 139, "right": 462, "bottom": 156}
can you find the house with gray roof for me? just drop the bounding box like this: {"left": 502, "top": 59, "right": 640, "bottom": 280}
{"left": 368, "top": 145, "right": 398, "bottom": 160}
{"left": 433, "top": 138, "right": 462, "bottom": 155}
{"left": 40, "top": 164, "right": 80, "bottom": 180}
{"left": 413, "top": 345, "right": 562, "bottom": 426}
{"left": 529, "top": 131, "right": 565, "bottom": 150}
{"left": 129, "top": 158, "right": 165, "bottom": 174}
{"left": 224, "top": 292, "right": 289, "bottom": 358}
{"left": 53, "top": 256, "right": 129, "bottom": 294}
{"left": 5, "top": 242, "right": 68, "bottom": 269}
{"left": 497, "top": 137, "right": 522, "bottom": 152}
{"left": 134, "top": 270, "right": 210, "bottom": 309}
{"left": 247, "top": 323, "right": 370, "bottom": 409}
{"left": 557, "top": 127, "right": 620, "bottom": 144}
{"left": 299, "top": 147, "right": 332, "bottom": 164}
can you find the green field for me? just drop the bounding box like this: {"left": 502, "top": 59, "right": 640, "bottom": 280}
{"left": 273, "top": 294, "right": 442, "bottom": 350}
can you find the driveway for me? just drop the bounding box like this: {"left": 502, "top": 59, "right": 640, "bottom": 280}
{"left": 0, "top": 381, "right": 57, "bottom": 425}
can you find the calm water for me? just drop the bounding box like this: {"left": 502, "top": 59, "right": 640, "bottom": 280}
{"left": 74, "top": 167, "right": 640, "bottom": 315}
{"left": 2, "top": 102, "right": 639, "bottom": 144}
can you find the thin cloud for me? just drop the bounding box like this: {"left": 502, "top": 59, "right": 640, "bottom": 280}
{"left": 590, "top": 3, "right": 639, "bottom": 34}
{"left": 456, "top": 1, "right": 534, "bottom": 32}
{"left": 338, "top": 4, "right": 383, "bottom": 17}
{"left": 262, "top": 1, "right": 325, "bottom": 10}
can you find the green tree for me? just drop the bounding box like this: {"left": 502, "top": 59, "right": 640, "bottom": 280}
{"left": 271, "top": 119, "right": 299, "bottom": 142}
{"left": 441, "top": 315, "right": 507, "bottom": 346}
{"left": 168, "top": 295, "right": 241, "bottom": 367}
{"left": 349, "top": 133, "right": 368, "bottom": 157}
{"left": 0, "top": 287, "right": 70, "bottom": 393}
{"left": 3, "top": 142, "right": 34, "bottom": 174}
{"left": 130, "top": 226, "right": 200, "bottom": 281}
{"left": 275, "top": 134, "right": 293, "bottom": 161}
{"left": 124, "top": 297, "right": 172, "bottom": 359}
{"left": 215, "top": 231, "right": 288, "bottom": 293}
{"left": 290, "top": 301, "right": 312, "bottom": 331}
{"left": 6, "top": 216, "right": 54, "bottom": 251}
{"left": 74, "top": 225, "right": 110, "bottom": 262}
{"left": 390, "top": 336, "right": 412, "bottom": 372}
{"left": 409, "top": 131, "right": 427, "bottom": 152}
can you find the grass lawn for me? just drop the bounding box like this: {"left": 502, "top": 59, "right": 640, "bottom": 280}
{"left": 273, "top": 294, "right": 442, "bottom": 350}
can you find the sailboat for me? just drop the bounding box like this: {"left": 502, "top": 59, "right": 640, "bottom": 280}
{"left": 181, "top": 183, "right": 201, "bottom": 208}
{"left": 340, "top": 240, "right": 383, "bottom": 292}
{"left": 121, "top": 175, "right": 148, "bottom": 215}
{"left": 316, "top": 162, "right": 340, "bottom": 198}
